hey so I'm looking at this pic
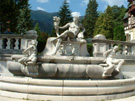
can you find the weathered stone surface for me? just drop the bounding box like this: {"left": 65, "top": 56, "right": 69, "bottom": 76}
{"left": 0, "top": 77, "right": 135, "bottom": 101}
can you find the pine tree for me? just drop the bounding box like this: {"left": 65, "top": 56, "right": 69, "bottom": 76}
{"left": 58, "top": 0, "right": 72, "bottom": 26}
{"left": 34, "top": 23, "right": 41, "bottom": 38}
{"left": 112, "top": 5, "right": 126, "bottom": 27}
{"left": 83, "top": 0, "right": 98, "bottom": 38}
{"left": 0, "top": 0, "right": 13, "bottom": 32}
{"left": 34, "top": 23, "right": 48, "bottom": 53}
{"left": 94, "top": 13, "right": 105, "bottom": 36}
{"left": 98, "top": 6, "right": 114, "bottom": 39}
{"left": 0, "top": 0, "right": 32, "bottom": 33}
{"left": 112, "top": 5, "right": 126, "bottom": 41}
{"left": 16, "top": 6, "right": 32, "bottom": 34}
{"left": 113, "top": 25, "right": 125, "bottom": 41}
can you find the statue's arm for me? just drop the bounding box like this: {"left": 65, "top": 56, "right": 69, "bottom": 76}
{"left": 77, "top": 24, "right": 85, "bottom": 38}
{"left": 59, "top": 23, "right": 70, "bottom": 29}
{"left": 23, "top": 45, "right": 33, "bottom": 54}
{"left": 103, "top": 49, "right": 112, "bottom": 58}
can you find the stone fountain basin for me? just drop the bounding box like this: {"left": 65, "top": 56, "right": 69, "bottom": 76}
{"left": 8, "top": 55, "right": 120, "bottom": 79}
{"left": 0, "top": 76, "right": 135, "bottom": 101}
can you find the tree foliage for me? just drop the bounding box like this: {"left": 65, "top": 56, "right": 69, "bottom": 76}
{"left": 34, "top": 23, "right": 48, "bottom": 53}
{"left": 94, "top": 5, "right": 126, "bottom": 41}
{"left": 16, "top": 7, "right": 32, "bottom": 34}
{"left": 113, "top": 25, "right": 125, "bottom": 41}
{"left": 0, "top": 0, "right": 32, "bottom": 33}
{"left": 94, "top": 6, "right": 114, "bottom": 39}
{"left": 83, "top": 0, "right": 98, "bottom": 38}
{"left": 94, "top": 13, "right": 105, "bottom": 36}
{"left": 112, "top": 5, "right": 126, "bottom": 41}
{"left": 58, "top": 0, "right": 72, "bottom": 26}
{"left": 102, "top": 6, "right": 114, "bottom": 39}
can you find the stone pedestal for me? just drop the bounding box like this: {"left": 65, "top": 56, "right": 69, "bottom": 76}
{"left": 42, "top": 37, "right": 89, "bottom": 56}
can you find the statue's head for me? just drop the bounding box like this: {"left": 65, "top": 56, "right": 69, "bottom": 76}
{"left": 31, "top": 40, "right": 38, "bottom": 46}
{"left": 53, "top": 16, "right": 60, "bottom": 22}
{"left": 73, "top": 16, "right": 79, "bottom": 23}
{"left": 113, "top": 46, "right": 119, "bottom": 51}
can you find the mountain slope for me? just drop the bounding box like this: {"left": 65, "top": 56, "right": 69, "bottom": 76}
{"left": 31, "top": 10, "right": 84, "bottom": 34}
{"left": 31, "top": 10, "right": 58, "bottom": 34}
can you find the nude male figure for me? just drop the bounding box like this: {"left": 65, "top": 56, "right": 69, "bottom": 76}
{"left": 52, "top": 16, "right": 85, "bottom": 55}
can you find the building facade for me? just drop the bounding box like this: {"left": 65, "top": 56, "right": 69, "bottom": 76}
{"left": 123, "top": 0, "right": 135, "bottom": 41}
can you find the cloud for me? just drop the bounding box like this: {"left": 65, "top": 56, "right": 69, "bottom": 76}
{"left": 82, "top": 0, "right": 89, "bottom": 4}
{"left": 102, "top": 0, "right": 127, "bottom": 6}
{"left": 80, "top": 0, "right": 88, "bottom": 6}
{"left": 67, "top": 0, "right": 70, "bottom": 3}
{"left": 37, "top": 0, "right": 49, "bottom": 3}
{"left": 71, "top": 12, "right": 81, "bottom": 17}
{"left": 37, "top": 7, "right": 45, "bottom": 11}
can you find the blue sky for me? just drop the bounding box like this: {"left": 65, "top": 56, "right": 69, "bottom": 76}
{"left": 29, "top": 0, "right": 128, "bottom": 16}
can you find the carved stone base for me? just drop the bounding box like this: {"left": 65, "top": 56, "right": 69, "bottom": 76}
{"left": 42, "top": 37, "right": 89, "bottom": 56}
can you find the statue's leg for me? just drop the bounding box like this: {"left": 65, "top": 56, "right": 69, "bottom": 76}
{"left": 52, "top": 30, "right": 73, "bottom": 41}
{"left": 53, "top": 38, "right": 62, "bottom": 55}
{"left": 102, "top": 64, "right": 115, "bottom": 78}
{"left": 18, "top": 57, "right": 27, "bottom": 65}
{"left": 115, "top": 59, "right": 125, "bottom": 72}
{"left": 102, "top": 59, "right": 115, "bottom": 78}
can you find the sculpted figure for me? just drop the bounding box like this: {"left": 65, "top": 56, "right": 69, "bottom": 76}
{"left": 53, "top": 16, "right": 60, "bottom": 37}
{"left": 100, "top": 46, "right": 125, "bottom": 78}
{"left": 18, "top": 40, "right": 38, "bottom": 66}
{"left": 52, "top": 16, "right": 85, "bottom": 55}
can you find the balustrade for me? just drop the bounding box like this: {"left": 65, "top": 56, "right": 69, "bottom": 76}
{"left": 0, "top": 37, "right": 20, "bottom": 50}
{"left": 92, "top": 38, "right": 135, "bottom": 57}
{"left": 0, "top": 30, "right": 38, "bottom": 54}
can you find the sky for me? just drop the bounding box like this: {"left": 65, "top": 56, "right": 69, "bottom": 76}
{"left": 29, "top": 0, "right": 128, "bottom": 16}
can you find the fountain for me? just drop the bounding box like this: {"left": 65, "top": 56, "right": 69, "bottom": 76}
{"left": 1, "top": 9, "right": 135, "bottom": 100}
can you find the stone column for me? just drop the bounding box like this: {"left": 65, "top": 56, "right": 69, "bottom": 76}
{"left": 0, "top": 39, "right": 2, "bottom": 49}
{"left": 15, "top": 38, "right": 19, "bottom": 50}
{"left": 6, "top": 38, "right": 11, "bottom": 49}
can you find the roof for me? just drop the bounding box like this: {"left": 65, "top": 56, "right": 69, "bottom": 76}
{"left": 128, "top": 1, "right": 135, "bottom": 8}
{"left": 128, "top": 0, "right": 133, "bottom": 2}
{"left": 123, "top": 12, "right": 129, "bottom": 20}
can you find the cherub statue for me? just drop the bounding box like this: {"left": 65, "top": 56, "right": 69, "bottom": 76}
{"left": 53, "top": 16, "right": 60, "bottom": 37}
{"left": 52, "top": 16, "right": 85, "bottom": 55}
{"left": 100, "top": 46, "right": 125, "bottom": 78}
{"left": 18, "top": 40, "right": 38, "bottom": 66}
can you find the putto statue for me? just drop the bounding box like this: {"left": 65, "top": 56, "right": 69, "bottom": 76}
{"left": 53, "top": 16, "right": 61, "bottom": 37}
{"left": 52, "top": 16, "right": 86, "bottom": 55}
{"left": 100, "top": 46, "right": 125, "bottom": 78}
{"left": 18, "top": 40, "right": 38, "bottom": 66}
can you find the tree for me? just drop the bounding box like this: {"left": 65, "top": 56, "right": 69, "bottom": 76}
{"left": 94, "top": 6, "right": 114, "bottom": 39}
{"left": 58, "top": 0, "right": 72, "bottom": 26}
{"left": 34, "top": 23, "right": 48, "bottom": 53}
{"left": 112, "top": 5, "right": 126, "bottom": 41}
{"left": 0, "top": 0, "right": 13, "bottom": 32}
{"left": 34, "top": 23, "right": 41, "bottom": 37}
{"left": 16, "top": 6, "right": 32, "bottom": 34}
{"left": 83, "top": 0, "right": 98, "bottom": 38}
{"left": 113, "top": 25, "right": 125, "bottom": 41}
{"left": 94, "top": 13, "right": 105, "bottom": 36}
{"left": 0, "top": 0, "right": 32, "bottom": 33}
{"left": 112, "top": 5, "right": 126, "bottom": 27}
{"left": 102, "top": 6, "right": 114, "bottom": 39}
